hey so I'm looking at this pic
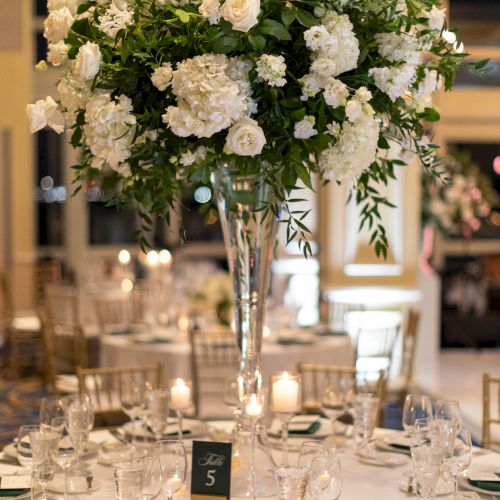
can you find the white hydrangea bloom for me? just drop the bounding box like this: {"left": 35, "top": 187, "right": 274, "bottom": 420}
{"left": 413, "top": 68, "right": 443, "bottom": 99}
{"left": 345, "top": 99, "right": 363, "bottom": 122}
{"left": 47, "top": 41, "right": 70, "bottom": 66}
{"left": 26, "top": 96, "right": 65, "bottom": 134}
{"left": 162, "top": 53, "right": 254, "bottom": 138}
{"left": 319, "top": 114, "right": 380, "bottom": 181}
{"left": 421, "top": 5, "right": 446, "bottom": 32}
{"left": 151, "top": 63, "right": 173, "bottom": 91}
{"left": 43, "top": 7, "right": 74, "bottom": 43}
{"left": 83, "top": 94, "right": 136, "bottom": 171}
{"left": 199, "top": 0, "right": 221, "bottom": 25}
{"left": 375, "top": 32, "right": 421, "bottom": 65}
{"left": 368, "top": 64, "right": 417, "bottom": 102}
{"left": 47, "top": 0, "right": 80, "bottom": 15}
{"left": 74, "top": 42, "right": 101, "bottom": 81}
{"left": 299, "top": 73, "right": 321, "bottom": 101}
{"left": 355, "top": 86, "right": 372, "bottom": 103}
{"left": 326, "top": 122, "right": 340, "bottom": 136}
{"left": 294, "top": 116, "right": 317, "bottom": 139}
{"left": 322, "top": 78, "right": 348, "bottom": 108}
{"left": 319, "top": 12, "right": 359, "bottom": 76}
{"left": 310, "top": 58, "right": 337, "bottom": 79}
{"left": 303, "top": 25, "right": 332, "bottom": 51}
{"left": 256, "top": 54, "right": 287, "bottom": 87}
{"left": 227, "top": 56, "right": 256, "bottom": 114}
{"left": 57, "top": 71, "right": 92, "bottom": 120}
{"left": 98, "top": 0, "right": 134, "bottom": 39}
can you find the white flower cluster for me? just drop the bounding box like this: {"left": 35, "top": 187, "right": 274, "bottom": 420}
{"left": 220, "top": 0, "right": 260, "bottom": 32}
{"left": 180, "top": 146, "right": 209, "bottom": 166}
{"left": 199, "top": 0, "right": 221, "bottom": 25}
{"left": 162, "top": 53, "right": 255, "bottom": 139}
{"left": 375, "top": 32, "right": 421, "bottom": 65}
{"left": 256, "top": 54, "right": 287, "bottom": 87}
{"left": 369, "top": 64, "right": 416, "bottom": 102}
{"left": 47, "top": 41, "right": 70, "bottom": 66}
{"left": 413, "top": 68, "right": 443, "bottom": 99}
{"left": 57, "top": 71, "right": 92, "bottom": 120}
{"left": 224, "top": 117, "right": 266, "bottom": 157}
{"left": 151, "top": 63, "right": 173, "bottom": 91}
{"left": 319, "top": 114, "right": 380, "bottom": 181}
{"left": 43, "top": 7, "right": 74, "bottom": 43}
{"left": 26, "top": 96, "right": 65, "bottom": 134}
{"left": 421, "top": 5, "right": 446, "bottom": 32}
{"left": 294, "top": 116, "right": 317, "bottom": 139}
{"left": 83, "top": 94, "right": 137, "bottom": 172}
{"left": 98, "top": 0, "right": 134, "bottom": 39}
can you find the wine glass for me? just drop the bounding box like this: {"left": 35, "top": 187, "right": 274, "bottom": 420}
{"left": 223, "top": 376, "right": 243, "bottom": 410}
{"left": 402, "top": 395, "right": 433, "bottom": 434}
{"left": 321, "top": 383, "right": 345, "bottom": 438}
{"left": 447, "top": 429, "right": 472, "bottom": 498}
{"left": 298, "top": 440, "right": 335, "bottom": 470}
{"left": 435, "top": 399, "right": 461, "bottom": 435}
{"left": 145, "top": 389, "right": 169, "bottom": 441}
{"left": 120, "top": 380, "right": 146, "bottom": 447}
{"left": 156, "top": 440, "right": 187, "bottom": 500}
{"left": 17, "top": 425, "right": 49, "bottom": 500}
{"left": 308, "top": 455, "right": 342, "bottom": 500}
{"left": 49, "top": 417, "right": 80, "bottom": 500}
{"left": 39, "top": 397, "right": 64, "bottom": 429}
{"left": 34, "top": 461, "right": 55, "bottom": 500}
{"left": 138, "top": 456, "right": 163, "bottom": 500}
{"left": 63, "top": 395, "right": 95, "bottom": 451}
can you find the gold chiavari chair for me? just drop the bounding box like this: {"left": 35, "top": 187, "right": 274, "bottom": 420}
{"left": 0, "top": 270, "right": 42, "bottom": 377}
{"left": 297, "top": 363, "right": 386, "bottom": 416}
{"left": 42, "top": 283, "right": 87, "bottom": 393}
{"left": 34, "top": 260, "right": 62, "bottom": 308}
{"left": 77, "top": 363, "right": 163, "bottom": 427}
{"left": 190, "top": 328, "right": 239, "bottom": 419}
{"left": 482, "top": 373, "right": 500, "bottom": 449}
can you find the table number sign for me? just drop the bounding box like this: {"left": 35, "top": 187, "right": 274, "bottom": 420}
{"left": 191, "top": 440, "right": 232, "bottom": 499}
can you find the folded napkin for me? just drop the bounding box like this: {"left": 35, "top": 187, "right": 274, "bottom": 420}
{"left": 289, "top": 421, "right": 321, "bottom": 435}
{"left": 315, "top": 328, "right": 347, "bottom": 337}
{"left": 134, "top": 337, "right": 172, "bottom": 344}
{"left": 146, "top": 426, "right": 191, "bottom": 437}
{"left": 0, "top": 489, "right": 30, "bottom": 497}
{"left": 108, "top": 327, "right": 138, "bottom": 336}
{"left": 469, "top": 478, "right": 500, "bottom": 492}
{"left": 276, "top": 338, "right": 314, "bottom": 346}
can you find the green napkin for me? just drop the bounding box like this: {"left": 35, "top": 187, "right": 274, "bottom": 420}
{"left": 389, "top": 443, "right": 410, "bottom": 451}
{"left": 276, "top": 338, "right": 313, "bottom": 346}
{"left": 109, "top": 327, "right": 137, "bottom": 336}
{"left": 315, "top": 329, "right": 347, "bottom": 337}
{"left": 134, "top": 337, "right": 172, "bottom": 344}
{"left": 0, "top": 489, "right": 30, "bottom": 497}
{"left": 469, "top": 479, "right": 500, "bottom": 492}
{"left": 289, "top": 421, "right": 321, "bottom": 435}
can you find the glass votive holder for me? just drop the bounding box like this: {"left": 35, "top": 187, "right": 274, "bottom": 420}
{"left": 112, "top": 460, "right": 145, "bottom": 500}
{"left": 353, "top": 393, "right": 379, "bottom": 449}
{"left": 274, "top": 466, "right": 309, "bottom": 500}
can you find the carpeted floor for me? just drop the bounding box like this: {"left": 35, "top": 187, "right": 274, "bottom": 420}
{"left": 0, "top": 377, "right": 48, "bottom": 448}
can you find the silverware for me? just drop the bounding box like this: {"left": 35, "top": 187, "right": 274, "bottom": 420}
{"left": 111, "top": 428, "right": 131, "bottom": 445}
{"left": 86, "top": 475, "right": 93, "bottom": 492}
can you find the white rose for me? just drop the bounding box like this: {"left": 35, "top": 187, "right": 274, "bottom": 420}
{"left": 47, "top": 0, "right": 79, "bottom": 15}
{"left": 421, "top": 5, "right": 446, "bottom": 32}
{"left": 224, "top": 117, "right": 266, "bottom": 156}
{"left": 47, "top": 41, "right": 69, "bottom": 66}
{"left": 199, "top": 0, "right": 221, "bottom": 25}
{"left": 26, "top": 96, "right": 65, "bottom": 134}
{"left": 151, "top": 63, "right": 173, "bottom": 91}
{"left": 74, "top": 42, "right": 101, "bottom": 81}
{"left": 43, "top": 7, "right": 74, "bottom": 43}
{"left": 220, "top": 0, "right": 260, "bottom": 33}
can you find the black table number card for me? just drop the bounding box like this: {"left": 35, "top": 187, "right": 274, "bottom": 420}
{"left": 191, "top": 440, "right": 232, "bottom": 499}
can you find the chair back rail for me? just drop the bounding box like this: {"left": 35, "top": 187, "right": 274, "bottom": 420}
{"left": 483, "top": 373, "right": 500, "bottom": 449}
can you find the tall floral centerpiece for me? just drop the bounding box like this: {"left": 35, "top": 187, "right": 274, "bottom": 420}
{"left": 29, "top": 0, "right": 470, "bottom": 493}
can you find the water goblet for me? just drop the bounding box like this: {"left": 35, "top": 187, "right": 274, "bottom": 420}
{"left": 353, "top": 393, "right": 379, "bottom": 450}
{"left": 17, "top": 425, "right": 48, "bottom": 500}
{"left": 39, "top": 397, "right": 64, "bottom": 429}
{"left": 321, "top": 383, "right": 345, "bottom": 438}
{"left": 435, "top": 399, "right": 461, "bottom": 435}
{"left": 137, "top": 456, "right": 162, "bottom": 500}
{"left": 447, "top": 429, "right": 472, "bottom": 498}
{"left": 156, "top": 440, "right": 187, "bottom": 500}
{"left": 113, "top": 460, "right": 145, "bottom": 500}
{"left": 297, "top": 440, "right": 335, "bottom": 470}
{"left": 308, "top": 455, "right": 342, "bottom": 500}
{"left": 34, "top": 461, "right": 54, "bottom": 500}
{"left": 402, "top": 395, "right": 433, "bottom": 434}
{"left": 168, "top": 378, "right": 192, "bottom": 443}
{"left": 274, "top": 466, "right": 309, "bottom": 500}
{"left": 271, "top": 372, "right": 301, "bottom": 466}
{"left": 49, "top": 418, "right": 80, "bottom": 500}
{"left": 120, "top": 380, "right": 146, "bottom": 447}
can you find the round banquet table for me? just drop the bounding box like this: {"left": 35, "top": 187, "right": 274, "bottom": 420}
{"left": 99, "top": 329, "right": 354, "bottom": 386}
{"left": 2, "top": 425, "right": 497, "bottom": 500}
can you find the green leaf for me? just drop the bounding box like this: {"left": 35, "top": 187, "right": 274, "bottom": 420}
{"left": 174, "top": 8, "right": 191, "bottom": 22}
{"left": 473, "top": 58, "right": 490, "bottom": 71}
{"left": 294, "top": 163, "right": 313, "bottom": 190}
{"left": 258, "top": 19, "right": 291, "bottom": 41}
{"left": 420, "top": 107, "right": 440, "bottom": 122}
{"left": 296, "top": 9, "right": 318, "bottom": 28}
{"left": 248, "top": 33, "right": 266, "bottom": 51}
{"left": 378, "top": 135, "right": 390, "bottom": 149}
{"left": 212, "top": 36, "right": 239, "bottom": 54}
{"left": 76, "top": 3, "right": 92, "bottom": 14}
{"left": 281, "top": 7, "right": 296, "bottom": 29}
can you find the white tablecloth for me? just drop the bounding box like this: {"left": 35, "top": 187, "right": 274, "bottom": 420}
{"left": 5, "top": 426, "right": 497, "bottom": 500}
{"left": 99, "top": 332, "right": 353, "bottom": 386}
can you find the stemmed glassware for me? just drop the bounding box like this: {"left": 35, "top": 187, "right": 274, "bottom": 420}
{"left": 271, "top": 372, "right": 301, "bottom": 466}
{"left": 402, "top": 395, "right": 434, "bottom": 434}
{"left": 61, "top": 394, "right": 95, "bottom": 452}
{"left": 120, "top": 380, "right": 146, "bottom": 447}
{"left": 145, "top": 389, "right": 170, "bottom": 441}
{"left": 156, "top": 440, "right": 187, "bottom": 500}
{"left": 353, "top": 393, "right": 379, "bottom": 450}
{"left": 447, "top": 429, "right": 472, "bottom": 498}
{"left": 435, "top": 399, "right": 461, "bottom": 435}
{"left": 168, "top": 378, "right": 192, "bottom": 443}
{"left": 138, "top": 456, "right": 163, "bottom": 500}
{"left": 49, "top": 417, "right": 80, "bottom": 500}
{"left": 321, "top": 383, "right": 345, "bottom": 438}
{"left": 411, "top": 445, "right": 444, "bottom": 499}
{"left": 39, "top": 397, "right": 65, "bottom": 429}
{"left": 17, "top": 425, "right": 52, "bottom": 500}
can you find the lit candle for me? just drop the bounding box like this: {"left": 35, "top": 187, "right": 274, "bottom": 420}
{"left": 245, "top": 394, "right": 263, "bottom": 418}
{"left": 319, "top": 472, "right": 331, "bottom": 489}
{"left": 272, "top": 372, "right": 300, "bottom": 414}
{"left": 170, "top": 379, "right": 191, "bottom": 410}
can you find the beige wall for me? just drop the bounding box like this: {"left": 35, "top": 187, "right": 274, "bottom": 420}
{"left": 0, "top": 0, "right": 35, "bottom": 310}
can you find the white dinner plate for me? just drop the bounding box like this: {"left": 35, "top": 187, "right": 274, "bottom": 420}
{"left": 97, "top": 443, "right": 149, "bottom": 466}
{"left": 47, "top": 472, "right": 101, "bottom": 494}
{"left": 2, "top": 440, "right": 100, "bottom": 462}
{"left": 375, "top": 435, "right": 411, "bottom": 455}
{"left": 356, "top": 446, "right": 409, "bottom": 467}
{"left": 459, "top": 474, "right": 500, "bottom": 497}
{"left": 268, "top": 416, "right": 332, "bottom": 439}
{"left": 122, "top": 418, "right": 206, "bottom": 439}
